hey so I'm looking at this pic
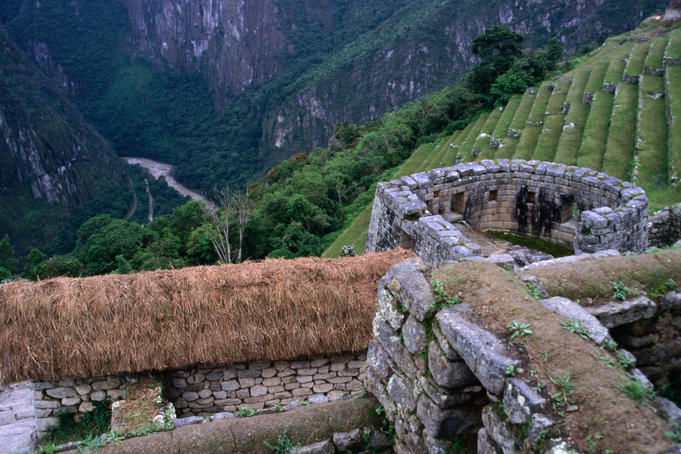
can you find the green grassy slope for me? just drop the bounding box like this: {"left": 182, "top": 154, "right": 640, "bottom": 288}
{"left": 323, "top": 17, "right": 681, "bottom": 257}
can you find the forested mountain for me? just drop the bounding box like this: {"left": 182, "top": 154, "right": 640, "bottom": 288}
{"left": 0, "top": 24, "right": 131, "bottom": 257}
{"left": 0, "top": 0, "right": 668, "bottom": 194}
{"left": 0, "top": 0, "right": 671, "bottom": 271}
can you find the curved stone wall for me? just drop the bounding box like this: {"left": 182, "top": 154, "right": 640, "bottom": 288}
{"left": 365, "top": 160, "right": 649, "bottom": 263}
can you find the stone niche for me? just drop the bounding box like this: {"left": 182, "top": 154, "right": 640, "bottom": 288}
{"left": 365, "top": 160, "right": 649, "bottom": 264}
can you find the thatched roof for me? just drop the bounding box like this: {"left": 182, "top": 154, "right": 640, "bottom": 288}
{"left": 0, "top": 250, "right": 416, "bottom": 383}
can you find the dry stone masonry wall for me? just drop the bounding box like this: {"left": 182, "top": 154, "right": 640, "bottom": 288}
{"left": 366, "top": 259, "right": 681, "bottom": 454}
{"left": 365, "top": 160, "right": 649, "bottom": 265}
{"left": 20, "top": 353, "right": 367, "bottom": 448}
{"left": 30, "top": 375, "right": 136, "bottom": 440}
{"left": 165, "top": 353, "right": 367, "bottom": 418}
{"left": 648, "top": 203, "right": 681, "bottom": 247}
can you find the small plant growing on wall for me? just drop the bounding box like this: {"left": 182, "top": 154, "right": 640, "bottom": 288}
{"left": 561, "top": 320, "right": 590, "bottom": 339}
{"left": 431, "top": 280, "right": 461, "bottom": 308}
{"left": 507, "top": 320, "right": 533, "bottom": 351}
{"left": 611, "top": 281, "right": 632, "bottom": 301}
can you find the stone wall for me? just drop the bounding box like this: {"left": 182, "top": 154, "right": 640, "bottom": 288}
{"left": 0, "top": 382, "right": 35, "bottom": 454}
{"left": 21, "top": 353, "right": 367, "bottom": 444}
{"left": 30, "top": 375, "right": 134, "bottom": 440}
{"left": 588, "top": 291, "right": 681, "bottom": 388}
{"left": 165, "top": 353, "right": 367, "bottom": 418}
{"left": 648, "top": 203, "right": 681, "bottom": 247}
{"left": 365, "top": 160, "right": 649, "bottom": 264}
{"left": 366, "top": 259, "right": 681, "bottom": 453}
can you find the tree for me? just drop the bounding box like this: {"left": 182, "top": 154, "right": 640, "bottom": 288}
{"left": 0, "top": 234, "right": 17, "bottom": 276}
{"left": 205, "top": 187, "right": 253, "bottom": 263}
{"left": 472, "top": 25, "right": 524, "bottom": 73}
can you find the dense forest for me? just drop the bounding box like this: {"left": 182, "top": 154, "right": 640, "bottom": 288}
{"left": 0, "top": 26, "right": 567, "bottom": 280}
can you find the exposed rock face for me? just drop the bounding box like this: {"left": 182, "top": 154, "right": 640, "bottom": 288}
{"left": 0, "top": 25, "right": 127, "bottom": 207}
{"left": 666, "top": 0, "right": 681, "bottom": 21}
{"left": 120, "top": 0, "right": 292, "bottom": 106}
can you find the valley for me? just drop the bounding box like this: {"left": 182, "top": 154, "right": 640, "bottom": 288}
{"left": 124, "top": 157, "right": 214, "bottom": 209}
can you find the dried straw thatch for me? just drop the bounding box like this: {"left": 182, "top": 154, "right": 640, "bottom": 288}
{"left": 0, "top": 250, "right": 415, "bottom": 383}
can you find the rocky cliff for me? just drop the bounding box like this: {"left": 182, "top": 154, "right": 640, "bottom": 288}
{"left": 0, "top": 0, "right": 669, "bottom": 192}
{"left": 0, "top": 25, "right": 127, "bottom": 207}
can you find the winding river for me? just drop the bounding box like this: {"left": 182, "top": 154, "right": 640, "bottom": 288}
{"left": 123, "top": 157, "right": 215, "bottom": 209}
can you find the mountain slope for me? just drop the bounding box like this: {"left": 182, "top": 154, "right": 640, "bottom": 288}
{"left": 0, "top": 24, "right": 131, "bottom": 255}
{"left": 0, "top": 0, "right": 669, "bottom": 194}
{"left": 0, "top": 26, "right": 127, "bottom": 207}
{"left": 324, "top": 16, "right": 681, "bottom": 256}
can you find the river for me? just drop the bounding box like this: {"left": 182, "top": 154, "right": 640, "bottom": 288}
{"left": 123, "top": 157, "right": 215, "bottom": 209}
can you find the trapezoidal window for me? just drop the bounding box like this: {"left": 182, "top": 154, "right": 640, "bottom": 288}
{"left": 488, "top": 190, "right": 498, "bottom": 202}
{"left": 399, "top": 229, "right": 415, "bottom": 249}
{"left": 527, "top": 191, "right": 536, "bottom": 204}
{"left": 451, "top": 192, "right": 466, "bottom": 214}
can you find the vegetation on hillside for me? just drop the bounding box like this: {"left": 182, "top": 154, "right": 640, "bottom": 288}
{"left": 0, "top": 25, "right": 564, "bottom": 278}
{"left": 324, "top": 16, "right": 681, "bottom": 256}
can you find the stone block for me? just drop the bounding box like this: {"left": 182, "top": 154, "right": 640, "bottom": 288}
{"left": 502, "top": 379, "right": 546, "bottom": 424}
{"left": 386, "top": 374, "right": 416, "bottom": 410}
{"left": 251, "top": 385, "right": 268, "bottom": 397}
{"left": 402, "top": 316, "right": 427, "bottom": 355}
{"left": 586, "top": 296, "right": 657, "bottom": 328}
{"left": 333, "top": 428, "right": 363, "bottom": 452}
{"left": 174, "top": 416, "right": 204, "bottom": 428}
{"left": 428, "top": 340, "right": 477, "bottom": 389}
{"left": 382, "top": 260, "right": 435, "bottom": 321}
{"left": 292, "top": 439, "right": 335, "bottom": 454}
{"left": 482, "top": 406, "right": 517, "bottom": 453}
{"left": 477, "top": 427, "right": 502, "bottom": 454}
{"left": 313, "top": 383, "right": 333, "bottom": 394}
{"left": 436, "top": 308, "right": 517, "bottom": 394}
{"left": 221, "top": 380, "right": 239, "bottom": 391}
{"left": 45, "top": 387, "right": 77, "bottom": 399}
{"left": 539, "top": 297, "right": 610, "bottom": 345}
{"left": 61, "top": 397, "right": 81, "bottom": 406}
{"left": 90, "top": 391, "right": 107, "bottom": 402}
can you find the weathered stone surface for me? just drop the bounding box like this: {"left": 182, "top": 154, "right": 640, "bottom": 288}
{"left": 478, "top": 427, "right": 502, "bottom": 454}
{"left": 416, "top": 394, "right": 480, "bottom": 438}
{"left": 418, "top": 376, "right": 477, "bottom": 409}
{"left": 427, "top": 341, "right": 476, "bottom": 389}
{"left": 529, "top": 413, "right": 554, "bottom": 449}
{"left": 587, "top": 296, "right": 657, "bottom": 328}
{"left": 403, "top": 316, "right": 428, "bottom": 355}
{"left": 661, "top": 291, "right": 681, "bottom": 312}
{"left": 482, "top": 406, "right": 518, "bottom": 454}
{"left": 376, "top": 285, "right": 405, "bottom": 331}
{"left": 367, "top": 342, "right": 393, "bottom": 381}
{"left": 174, "top": 416, "right": 204, "bottom": 428}
{"left": 332, "top": 428, "right": 363, "bottom": 452}
{"left": 45, "top": 387, "right": 77, "bottom": 399}
{"left": 382, "top": 260, "right": 435, "bottom": 321}
{"left": 502, "top": 379, "right": 546, "bottom": 424}
{"left": 387, "top": 374, "right": 416, "bottom": 411}
{"left": 655, "top": 397, "right": 681, "bottom": 426}
{"left": 539, "top": 297, "right": 610, "bottom": 344}
{"left": 436, "top": 308, "right": 517, "bottom": 394}
{"left": 292, "top": 439, "right": 335, "bottom": 454}
{"left": 432, "top": 323, "right": 461, "bottom": 361}
{"left": 182, "top": 392, "right": 200, "bottom": 402}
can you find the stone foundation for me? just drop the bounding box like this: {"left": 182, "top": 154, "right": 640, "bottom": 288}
{"left": 20, "top": 353, "right": 368, "bottom": 444}
{"left": 365, "top": 160, "right": 649, "bottom": 265}
{"left": 165, "top": 353, "right": 367, "bottom": 417}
